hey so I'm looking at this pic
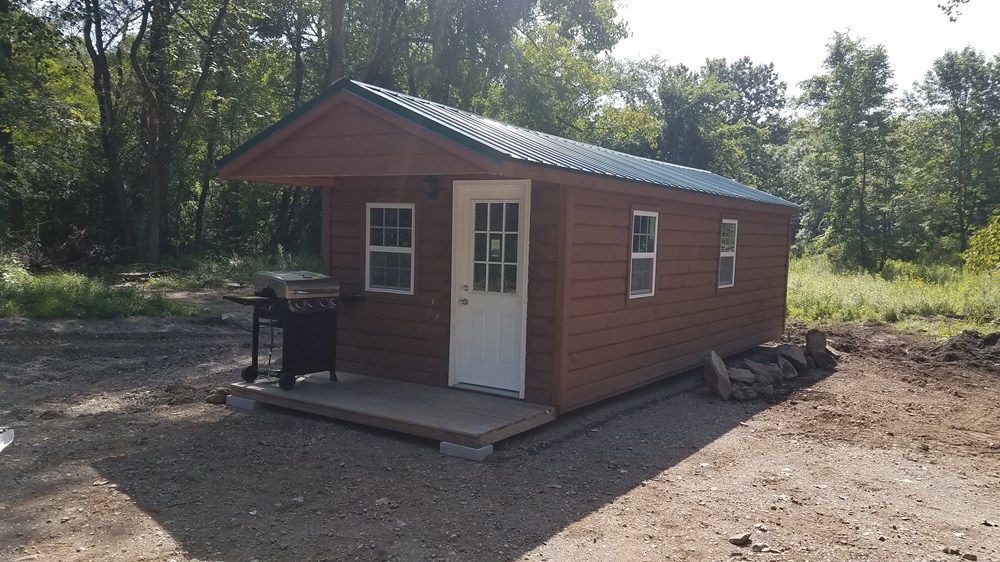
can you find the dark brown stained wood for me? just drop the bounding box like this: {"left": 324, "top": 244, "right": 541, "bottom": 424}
{"left": 324, "top": 176, "right": 557, "bottom": 400}
{"left": 558, "top": 184, "right": 793, "bottom": 412}
{"left": 552, "top": 184, "right": 573, "bottom": 409}
{"left": 230, "top": 372, "right": 555, "bottom": 448}
{"left": 220, "top": 94, "right": 504, "bottom": 181}
{"left": 562, "top": 328, "right": 782, "bottom": 411}
{"left": 501, "top": 161, "right": 798, "bottom": 218}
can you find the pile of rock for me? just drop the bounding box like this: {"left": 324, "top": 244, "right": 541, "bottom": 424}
{"left": 701, "top": 329, "right": 840, "bottom": 401}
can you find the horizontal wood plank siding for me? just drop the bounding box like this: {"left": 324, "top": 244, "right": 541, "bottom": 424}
{"left": 560, "top": 185, "right": 792, "bottom": 412}
{"left": 524, "top": 183, "right": 559, "bottom": 404}
{"left": 327, "top": 176, "right": 556, "bottom": 402}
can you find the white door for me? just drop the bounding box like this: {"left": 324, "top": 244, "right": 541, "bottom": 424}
{"left": 449, "top": 180, "right": 531, "bottom": 397}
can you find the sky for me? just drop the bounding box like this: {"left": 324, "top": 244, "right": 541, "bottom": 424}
{"left": 612, "top": 0, "right": 1000, "bottom": 96}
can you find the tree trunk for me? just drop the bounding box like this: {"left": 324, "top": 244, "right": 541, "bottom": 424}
{"left": 0, "top": 0, "right": 23, "bottom": 233}
{"left": 81, "top": 0, "right": 133, "bottom": 249}
{"left": 327, "top": 0, "right": 346, "bottom": 83}
{"left": 194, "top": 95, "right": 220, "bottom": 251}
{"left": 363, "top": 0, "right": 405, "bottom": 86}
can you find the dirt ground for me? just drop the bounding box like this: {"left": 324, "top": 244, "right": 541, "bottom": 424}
{"left": 1, "top": 290, "right": 999, "bottom": 562}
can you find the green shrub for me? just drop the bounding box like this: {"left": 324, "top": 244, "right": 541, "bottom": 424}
{"left": 0, "top": 259, "right": 189, "bottom": 319}
{"left": 964, "top": 214, "right": 1000, "bottom": 273}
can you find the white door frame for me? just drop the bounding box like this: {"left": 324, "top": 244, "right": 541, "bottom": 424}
{"left": 448, "top": 179, "right": 531, "bottom": 398}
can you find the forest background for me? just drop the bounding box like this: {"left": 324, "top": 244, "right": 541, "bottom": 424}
{"left": 1, "top": 0, "right": 998, "bottom": 281}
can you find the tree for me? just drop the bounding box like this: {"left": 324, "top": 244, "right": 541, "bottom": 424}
{"left": 799, "top": 32, "right": 897, "bottom": 271}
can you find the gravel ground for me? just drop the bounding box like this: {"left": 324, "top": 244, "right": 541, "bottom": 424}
{"left": 1, "top": 291, "right": 998, "bottom": 562}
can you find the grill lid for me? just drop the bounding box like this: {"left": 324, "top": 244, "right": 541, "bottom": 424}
{"left": 252, "top": 270, "right": 340, "bottom": 299}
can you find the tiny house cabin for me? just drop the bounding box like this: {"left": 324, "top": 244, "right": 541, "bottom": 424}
{"left": 219, "top": 79, "right": 798, "bottom": 413}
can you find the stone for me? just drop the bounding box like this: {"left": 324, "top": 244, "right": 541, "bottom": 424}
{"left": 826, "top": 345, "right": 842, "bottom": 358}
{"left": 731, "top": 385, "right": 757, "bottom": 402}
{"left": 728, "top": 368, "right": 755, "bottom": 384}
{"left": 944, "top": 547, "right": 961, "bottom": 555}
{"left": 777, "top": 344, "right": 808, "bottom": 374}
{"left": 439, "top": 441, "right": 493, "bottom": 462}
{"left": 701, "top": 351, "right": 731, "bottom": 401}
{"left": 728, "top": 532, "right": 751, "bottom": 546}
{"left": 751, "top": 543, "right": 768, "bottom": 552}
{"left": 778, "top": 356, "right": 798, "bottom": 379}
{"left": 743, "top": 360, "right": 773, "bottom": 384}
{"left": 963, "top": 554, "right": 978, "bottom": 561}
{"left": 806, "top": 329, "right": 827, "bottom": 351}
{"left": 205, "top": 392, "right": 227, "bottom": 404}
{"left": 753, "top": 383, "right": 775, "bottom": 398}
{"left": 809, "top": 347, "right": 837, "bottom": 369}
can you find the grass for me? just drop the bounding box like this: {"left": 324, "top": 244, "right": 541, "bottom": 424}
{"left": 0, "top": 264, "right": 190, "bottom": 319}
{"left": 787, "top": 257, "right": 1000, "bottom": 336}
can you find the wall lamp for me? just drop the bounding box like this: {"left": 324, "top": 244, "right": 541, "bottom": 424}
{"left": 421, "top": 176, "right": 439, "bottom": 200}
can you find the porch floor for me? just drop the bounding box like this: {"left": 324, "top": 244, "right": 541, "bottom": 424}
{"left": 228, "top": 372, "right": 557, "bottom": 448}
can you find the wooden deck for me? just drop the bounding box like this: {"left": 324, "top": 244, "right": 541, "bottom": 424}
{"left": 229, "top": 372, "right": 557, "bottom": 448}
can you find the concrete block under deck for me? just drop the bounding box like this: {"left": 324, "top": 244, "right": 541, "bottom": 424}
{"left": 229, "top": 372, "right": 556, "bottom": 450}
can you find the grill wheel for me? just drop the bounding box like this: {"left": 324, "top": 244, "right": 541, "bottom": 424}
{"left": 278, "top": 373, "right": 296, "bottom": 390}
{"left": 241, "top": 366, "right": 258, "bottom": 383}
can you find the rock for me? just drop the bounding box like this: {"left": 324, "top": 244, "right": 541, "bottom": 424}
{"left": 963, "top": 554, "right": 978, "bottom": 561}
{"left": 777, "top": 344, "right": 808, "bottom": 374}
{"left": 778, "top": 356, "right": 798, "bottom": 379}
{"left": 214, "top": 387, "right": 231, "bottom": 395}
{"left": 731, "top": 385, "right": 757, "bottom": 402}
{"left": 205, "top": 392, "right": 227, "bottom": 404}
{"left": 826, "top": 345, "right": 842, "bottom": 358}
{"left": 751, "top": 543, "right": 768, "bottom": 552}
{"left": 806, "top": 329, "right": 827, "bottom": 351}
{"left": 728, "top": 368, "right": 755, "bottom": 384}
{"left": 983, "top": 520, "right": 998, "bottom": 527}
{"left": 701, "top": 351, "right": 731, "bottom": 401}
{"left": 753, "top": 383, "right": 775, "bottom": 398}
{"left": 743, "top": 360, "right": 774, "bottom": 384}
{"left": 809, "top": 347, "right": 837, "bottom": 369}
{"left": 728, "top": 532, "right": 752, "bottom": 546}
{"left": 944, "top": 547, "right": 961, "bottom": 555}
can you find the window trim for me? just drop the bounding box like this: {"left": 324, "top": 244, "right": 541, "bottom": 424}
{"left": 629, "top": 210, "right": 658, "bottom": 299}
{"left": 718, "top": 218, "right": 738, "bottom": 289}
{"left": 365, "top": 202, "right": 415, "bottom": 295}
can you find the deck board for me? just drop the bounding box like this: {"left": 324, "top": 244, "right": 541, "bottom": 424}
{"left": 229, "top": 372, "right": 557, "bottom": 448}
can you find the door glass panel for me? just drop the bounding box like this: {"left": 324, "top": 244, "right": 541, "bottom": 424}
{"left": 489, "top": 202, "right": 503, "bottom": 231}
{"left": 473, "top": 263, "right": 487, "bottom": 291}
{"left": 489, "top": 233, "right": 502, "bottom": 262}
{"left": 504, "top": 233, "right": 517, "bottom": 262}
{"left": 505, "top": 203, "right": 519, "bottom": 231}
{"left": 475, "top": 203, "right": 488, "bottom": 231}
{"left": 474, "top": 233, "right": 487, "bottom": 262}
{"left": 472, "top": 200, "right": 520, "bottom": 295}
{"left": 487, "top": 263, "right": 502, "bottom": 292}
{"left": 503, "top": 264, "right": 517, "bottom": 293}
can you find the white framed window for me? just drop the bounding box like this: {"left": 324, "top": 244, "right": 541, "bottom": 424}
{"left": 629, "top": 210, "right": 658, "bottom": 298}
{"left": 719, "top": 219, "right": 738, "bottom": 288}
{"left": 366, "top": 203, "right": 414, "bottom": 294}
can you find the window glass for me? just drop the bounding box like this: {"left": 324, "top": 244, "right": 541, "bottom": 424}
{"left": 630, "top": 211, "right": 658, "bottom": 298}
{"left": 472, "top": 201, "right": 520, "bottom": 294}
{"left": 719, "top": 220, "right": 738, "bottom": 288}
{"left": 367, "top": 204, "right": 414, "bottom": 293}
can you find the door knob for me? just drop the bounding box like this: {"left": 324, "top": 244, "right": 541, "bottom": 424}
{"left": 459, "top": 298, "right": 469, "bottom": 305}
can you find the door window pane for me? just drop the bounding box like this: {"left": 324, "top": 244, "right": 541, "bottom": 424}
{"left": 487, "top": 264, "right": 502, "bottom": 292}
{"left": 503, "top": 264, "right": 517, "bottom": 293}
{"left": 475, "top": 203, "right": 488, "bottom": 231}
{"left": 473, "top": 263, "right": 487, "bottom": 291}
{"left": 504, "top": 203, "right": 519, "bottom": 231}
{"left": 489, "top": 202, "right": 504, "bottom": 231}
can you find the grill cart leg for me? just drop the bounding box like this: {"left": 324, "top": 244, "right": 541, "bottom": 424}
{"left": 242, "top": 308, "right": 261, "bottom": 382}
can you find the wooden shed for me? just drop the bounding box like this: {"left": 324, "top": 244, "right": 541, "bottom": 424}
{"left": 219, "top": 79, "right": 798, "bottom": 414}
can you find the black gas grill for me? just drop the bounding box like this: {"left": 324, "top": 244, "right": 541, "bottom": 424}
{"left": 225, "top": 271, "right": 355, "bottom": 390}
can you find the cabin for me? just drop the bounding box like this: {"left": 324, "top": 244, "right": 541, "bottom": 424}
{"left": 218, "top": 79, "right": 797, "bottom": 416}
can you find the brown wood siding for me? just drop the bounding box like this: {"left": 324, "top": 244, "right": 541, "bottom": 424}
{"left": 326, "top": 176, "right": 557, "bottom": 404}
{"left": 560, "top": 186, "right": 792, "bottom": 412}
{"left": 524, "top": 183, "right": 559, "bottom": 404}
{"left": 232, "top": 101, "right": 493, "bottom": 179}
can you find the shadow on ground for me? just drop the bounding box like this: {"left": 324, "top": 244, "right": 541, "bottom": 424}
{"left": 78, "top": 346, "right": 832, "bottom": 562}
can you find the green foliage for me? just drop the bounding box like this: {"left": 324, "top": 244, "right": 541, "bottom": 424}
{"left": 0, "top": 259, "right": 189, "bottom": 319}
{"left": 787, "top": 257, "right": 1000, "bottom": 334}
{"left": 149, "top": 249, "right": 323, "bottom": 289}
{"left": 964, "top": 213, "right": 1000, "bottom": 272}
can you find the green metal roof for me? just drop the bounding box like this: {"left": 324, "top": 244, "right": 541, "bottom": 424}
{"left": 220, "top": 79, "right": 797, "bottom": 209}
